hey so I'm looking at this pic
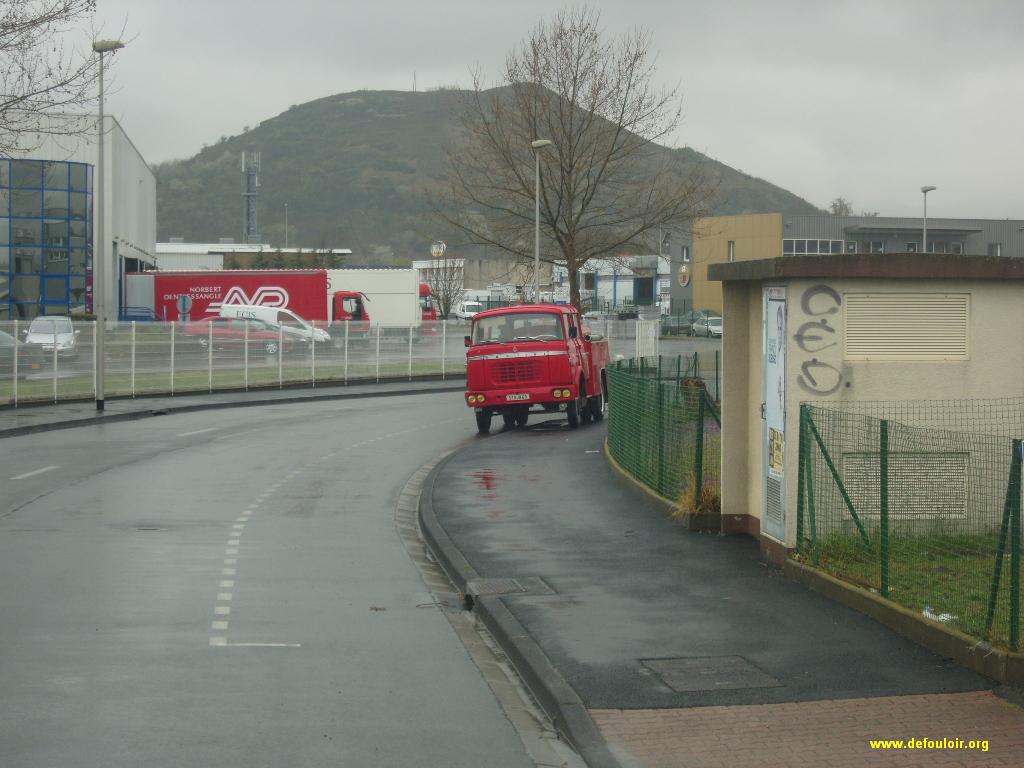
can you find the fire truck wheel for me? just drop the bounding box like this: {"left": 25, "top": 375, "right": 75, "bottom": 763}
{"left": 476, "top": 411, "right": 492, "bottom": 434}
{"left": 566, "top": 397, "right": 581, "bottom": 428}
{"left": 502, "top": 413, "right": 516, "bottom": 429}
{"left": 514, "top": 411, "right": 529, "bottom": 427}
{"left": 589, "top": 390, "right": 605, "bottom": 421}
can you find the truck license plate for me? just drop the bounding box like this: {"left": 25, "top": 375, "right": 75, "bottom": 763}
{"left": 506, "top": 393, "right": 530, "bottom": 401}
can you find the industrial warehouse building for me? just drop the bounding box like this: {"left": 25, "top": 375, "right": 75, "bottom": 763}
{"left": 0, "top": 115, "right": 156, "bottom": 321}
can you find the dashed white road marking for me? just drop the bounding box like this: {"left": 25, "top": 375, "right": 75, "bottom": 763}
{"left": 222, "top": 568, "right": 236, "bottom": 576}
{"left": 227, "top": 539, "right": 240, "bottom": 546}
{"left": 212, "top": 621, "right": 229, "bottom": 630}
{"left": 220, "top": 580, "right": 235, "bottom": 588}
{"left": 10, "top": 465, "right": 59, "bottom": 480}
{"left": 217, "top": 592, "right": 233, "bottom": 601}
{"left": 224, "top": 642, "right": 301, "bottom": 648}
{"left": 209, "top": 637, "right": 227, "bottom": 646}
{"left": 232, "top": 523, "right": 245, "bottom": 530}
{"left": 235, "top": 516, "right": 248, "bottom": 522}
{"left": 226, "top": 548, "right": 239, "bottom": 555}
{"left": 214, "top": 605, "right": 231, "bottom": 615}
{"left": 177, "top": 427, "right": 217, "bottom": 437}
{"left": 224, "top": 558, "right": 237, "bottom": 566}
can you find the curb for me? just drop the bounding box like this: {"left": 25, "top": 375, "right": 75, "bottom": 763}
{"left": 418, "top": 448, "right": 623, "bottom": 768}
{"left": 0, "top": 383, "right": 467, "bottom": 440}
{"left": 784, "top": 559, "right": 1024, "bottom": 686}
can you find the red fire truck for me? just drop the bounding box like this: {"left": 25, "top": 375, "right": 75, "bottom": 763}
{"left": 464, "top": 304, "right": 609, "bottom": 433}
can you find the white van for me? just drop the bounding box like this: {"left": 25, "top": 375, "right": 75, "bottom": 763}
{"left": 218, "top": 304, "right": 331, "bottom": 343}
{"left": 454, "top": 300, "right": 484, "bottom": 320}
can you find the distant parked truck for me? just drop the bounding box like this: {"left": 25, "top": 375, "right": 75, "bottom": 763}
{"left": 324, "top": 268, "right": 420, "bottom": 328}
{"left": 464, "top": 303, "right": 609, "bottom": 433}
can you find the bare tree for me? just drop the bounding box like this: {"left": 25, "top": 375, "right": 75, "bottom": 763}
{"left": 0, "top": 1, "right": 110, "bottom": 156}
{"left": 424, "top": 245, "right": 465, "bottom": 319}
{"left": 436, "top": 7, "right": 712, "bottom": 309}
{"left": 829, "top": 197, "right": 853, "bottom": 216}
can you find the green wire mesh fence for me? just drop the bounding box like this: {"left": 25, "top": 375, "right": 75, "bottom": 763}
{"left": 797, "top": 399, "right": 1024, "bottom": 650}
{"left": 607, "top": 355, "right": 721, "bottom": 513}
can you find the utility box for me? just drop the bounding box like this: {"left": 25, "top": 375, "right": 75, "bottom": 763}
{"left": 709, "top": 253, "right": 1024, "bottom": 563}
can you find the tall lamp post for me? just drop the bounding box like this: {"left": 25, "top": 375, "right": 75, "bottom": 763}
{"left": 92, "top": 38, "right": 125, "bottom": 412}
{"left": 531, "top": 139, "right": 552, "bottom": 302}
{"left": 921, "top": 185, "right": 936, "bottom": 254}
{"left": 284, "top": 203, "right": 289, "bottom": 249}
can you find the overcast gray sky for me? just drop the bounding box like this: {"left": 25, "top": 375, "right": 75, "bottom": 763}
{"left": 93, "top": 0, "right": 1023, "bottom": 219}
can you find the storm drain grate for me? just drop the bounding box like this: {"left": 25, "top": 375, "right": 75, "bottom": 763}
{"left": 641, "top": 656, "right": 782, "bottom": 692}
{"left": 466, "top": 577, "right": 555, "bottom": 597}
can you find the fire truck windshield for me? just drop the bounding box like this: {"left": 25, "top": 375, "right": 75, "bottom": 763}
{"left": 472, "top": 312, "right": 564, "bottom": 344}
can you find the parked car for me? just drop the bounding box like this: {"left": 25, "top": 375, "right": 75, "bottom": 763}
{"left": 691, "top": 314, "right": 723, "bottom": 338}
{"left": 0, "top": 329, "right": 44, "bottom": 375}
{"left": 183, "top": 317, "right": 296, "bottom": 355}
{"left": 23, "top": 315, "right": 79, "bottom": 358}
{"left": 454, "top": 300, "right": 484, "bottom": 320}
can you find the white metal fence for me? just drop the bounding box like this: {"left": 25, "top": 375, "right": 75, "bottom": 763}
{"left": 0, "top": 317, "right": 655, "bottom": 406}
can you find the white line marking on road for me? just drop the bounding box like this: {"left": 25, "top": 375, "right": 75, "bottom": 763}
{"left": 224, "top": 558, "right": 237, "bottom": 566}
{"left": 214, "top": 606, "right": 231, "bottom": 615}
{"left": 232, "top": 523, "right": 245, "bottom": 530}
{"left": 222, "top": 568, "right": 236, "bottom": 576}
{"left": 212, "top": 621, "right": 229, "bottom": 630}
{"left": 235, "top": 516, "right": 248, "bottom": 522}
{"left": 220, "top": 580, "right": 235, "bottom": 588}
{"left": 217, "top": 592, "right": 232, "bottom": 601}
{"left": 209, "top": 636, "right": 227, "bottom": 646}
{"left": 225, "top": 642, "right": 301, "bottom": 648}
{"left": 585, "top": 450, "right": 600, "bottom": 454}
{"left": 177, "top": 427, "right": 217, "bottom": 437}
{"left": 10, "top": 465, "right": 58, "bottom": 480}
{"left": 225, "top": 548, "right": 238, "bottom": 555}
{"left": 227, "top": 539, "right": 240, "bottom": 546}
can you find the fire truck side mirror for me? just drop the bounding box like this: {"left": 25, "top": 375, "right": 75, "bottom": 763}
{"left": 464, "top": 335, "right": 471, "bottom": 347}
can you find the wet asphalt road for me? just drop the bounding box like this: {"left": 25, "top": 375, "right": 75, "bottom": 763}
{"left": 0, "top": 394, "right": 534, "bottom": 768}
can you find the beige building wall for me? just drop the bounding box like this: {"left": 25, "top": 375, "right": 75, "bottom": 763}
{"left": 462, "top": 257, "right": 552, "bottom": 290}
{"left": 692, "top": 214, "right": 783, "bottom": 313}
{"left": 723, "top": 276, "right": 1024, "bottom": 549}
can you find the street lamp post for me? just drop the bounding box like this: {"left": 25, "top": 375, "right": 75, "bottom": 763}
{"left": 92, "top": 38, "right": 125, "bottom": 412}
{"left": 921, "top": 185, "right": 936, "bottom": 254}
{"left": 284, "top": 203, "right": 289, "bottom": 249}
{"left": 531, "top": 139, "right": 552, "bottom": 302}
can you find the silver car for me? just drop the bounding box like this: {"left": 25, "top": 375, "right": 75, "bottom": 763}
{"left": 23, "top": 316, "right": 80, "bottom": 358}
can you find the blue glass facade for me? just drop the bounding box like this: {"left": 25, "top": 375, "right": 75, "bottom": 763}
{"left": 0, "top": 158, "right": 93, "bottom": 320}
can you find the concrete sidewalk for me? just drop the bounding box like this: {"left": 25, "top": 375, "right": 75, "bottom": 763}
{"left": 420, "top": 418, "right": 1024, "bottom": 768}
{"left": 0, "top": 376, "right": 465, "bottom": 438}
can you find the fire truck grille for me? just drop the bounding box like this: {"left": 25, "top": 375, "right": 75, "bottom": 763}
{"left": 493, "top": 359, "right": 541, "bottom": 385}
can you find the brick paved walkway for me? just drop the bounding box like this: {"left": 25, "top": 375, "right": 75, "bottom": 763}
{"left": 592, "top": 691, "right": 1024, "bottom": 768}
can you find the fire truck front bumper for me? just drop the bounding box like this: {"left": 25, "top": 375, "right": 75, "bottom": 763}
{"left": 464, "top": 385, "right": 576, "bottom": 411}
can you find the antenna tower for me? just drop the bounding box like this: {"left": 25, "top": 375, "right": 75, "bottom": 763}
{"left": 242, "top": 149, "right": 261, "bottom": 244}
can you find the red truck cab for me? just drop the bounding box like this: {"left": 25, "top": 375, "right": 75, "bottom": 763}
{"left": 464, "top": 304, "right": 609, "bottom": 433}
{"left": 419, "top": 283, "right": 438, "bottom": 321}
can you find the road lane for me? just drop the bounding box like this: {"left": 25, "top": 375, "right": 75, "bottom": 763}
{"left": 0, "top": 393, "right": 539, "bottom": 768}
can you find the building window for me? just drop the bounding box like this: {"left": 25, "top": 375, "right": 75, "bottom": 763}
{"left": 783, "top": 239, "right": 794, "bottom": 255}
{"left": 988, "top": 243, "right": 1003, "bottom": 257}
{"left": 727, "top": 240, "right": 735, "bottom": 262}
{"left": 0, "top": 158, "right": 92, "bottom": 320}
{"left": 951, "top": 242, "right": 963, "bottom": 255}
{"left": 846, "top": 241, "right": 857, "bottom": 254}
{"left": 929, "top": 242, "right": 948, "bottom": 254}
{"left": 906, "top": 242, "right": 918, "bottom": 253}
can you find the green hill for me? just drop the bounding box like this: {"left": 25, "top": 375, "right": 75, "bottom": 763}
{"left": 155, "top": 89, "right": 821, "bottom": 262}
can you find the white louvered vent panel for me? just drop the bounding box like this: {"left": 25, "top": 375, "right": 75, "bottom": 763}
{"left": 844, "top": 294, "right": 969, "bottom": 360}
{"left": 842, "top": 452, "right": 968, "bottom": 520}
{"left": 765, "top": 475, "right": 783, "bottom": 525}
